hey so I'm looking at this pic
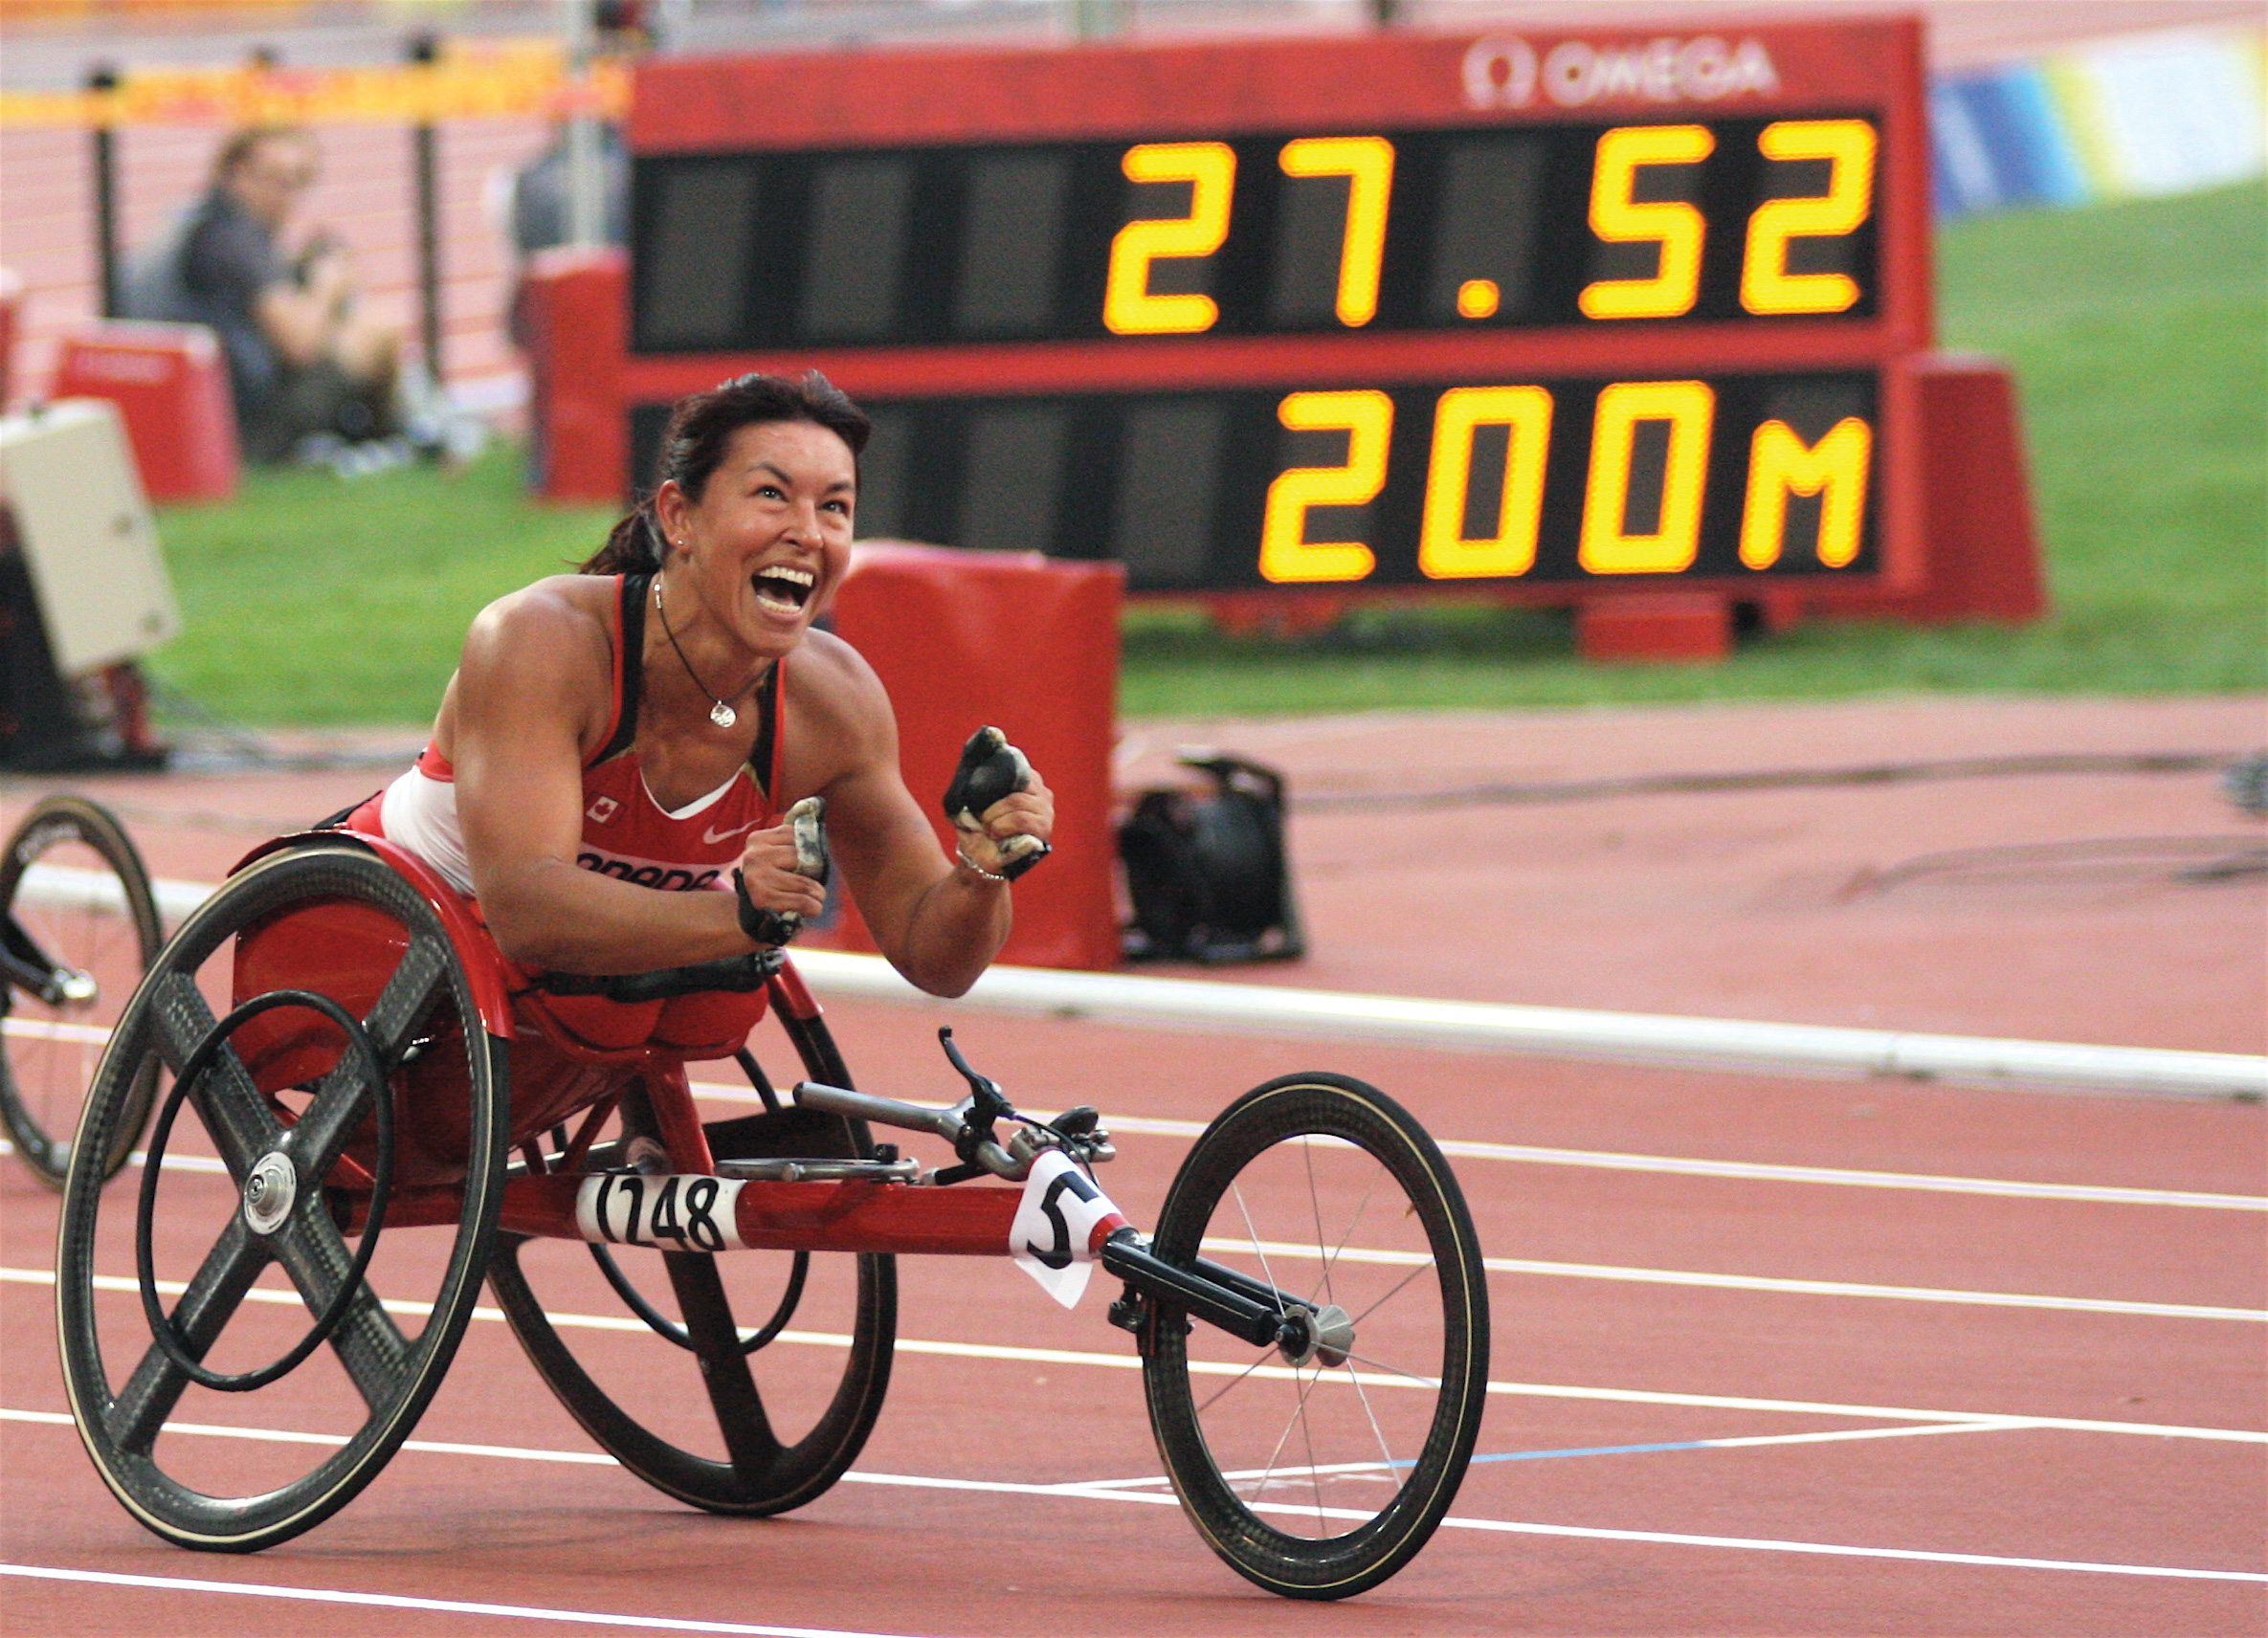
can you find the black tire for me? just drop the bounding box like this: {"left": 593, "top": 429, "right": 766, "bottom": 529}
{"left": 487, "top": 985, "right": 896, "bottom": 1516}
{"left": 1141, "top": 1074, "right": 1489, "bottom": 1600}
{"left": 0, "top": 794, "right": 164, "bottom": 1186}
{"left": 56, "top": 843, "right": 508, "bottom": 1551}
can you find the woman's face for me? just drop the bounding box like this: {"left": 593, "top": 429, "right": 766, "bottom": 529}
{"left": 660, "top": 419, "right": 856, "bottom": 658}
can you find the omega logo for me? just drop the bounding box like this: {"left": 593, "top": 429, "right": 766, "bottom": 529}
{"left": 1462, "top": 34, "right": 1779, "bottom": 112}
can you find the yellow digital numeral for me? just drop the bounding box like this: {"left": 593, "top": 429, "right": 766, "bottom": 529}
{"left": 1419, "top": 387, "right": 1553, "bottom": 579}
{"left": 1579, "top": 125, "right": 1715, "bottom": 321}
{"left": 1742, "top": 120, "right": 1877, "bottom": 315}
{"left": 1104, "top": 143, "right": 1236, "bottom": 336}
{"left": 1259, "top": 390, "right": 1392, "bottom": 584}
{"left": 1278, "top": 136, "right": 1395, "bottom": 328}
{"left": 1739, "top": 417, "right": 1872, "bottom": 568}
{"left": 1579, "top": 380, "right": 1716, "bottom": 574}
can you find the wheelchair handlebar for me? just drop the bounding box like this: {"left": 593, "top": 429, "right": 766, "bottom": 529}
{"left": 791, "top": 1079, "right": 1029, "bottom": 1181}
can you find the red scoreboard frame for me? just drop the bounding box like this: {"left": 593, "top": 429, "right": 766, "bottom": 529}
{"left": 525, "top": 15, "right": 2036, "bottom": 625}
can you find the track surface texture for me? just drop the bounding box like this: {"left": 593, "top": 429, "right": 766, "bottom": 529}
{"left": 3, "top": 695, "right": 2263, "bottom": 1636}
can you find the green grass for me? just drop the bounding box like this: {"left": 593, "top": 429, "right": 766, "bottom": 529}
{"left": 151, "top": 448, "right": 615, "bottom": 727}
{"left": 149, "top": 182, "right": 2266, "bottom": 726}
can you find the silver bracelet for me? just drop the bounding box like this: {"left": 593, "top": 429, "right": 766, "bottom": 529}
{"left": 954, "top": 845, "right": 1010, "bottom": 883}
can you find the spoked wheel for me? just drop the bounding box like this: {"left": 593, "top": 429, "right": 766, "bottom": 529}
{"left": 487, "top": 998, "right": 897, "bottom": 1516}
{"left": 56, "top": 843, "right": 508, "bottom": 1551}
{"left": 1141, "top": 1074, "right": 1489, "bottom": 1600}
{"left": 0, "top": 794, "right": 164, "bottom": 1186}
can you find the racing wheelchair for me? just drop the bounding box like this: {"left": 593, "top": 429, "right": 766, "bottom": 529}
{"left": 56, "top": 827, "right": 1488, "bottom": 1599}
{"left": 1, "top": 794, "right": 164, "bottom": 1186}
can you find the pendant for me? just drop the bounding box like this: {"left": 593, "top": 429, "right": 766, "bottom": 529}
{"left": 710, "top": 701, "right": 738, "bottom": 729}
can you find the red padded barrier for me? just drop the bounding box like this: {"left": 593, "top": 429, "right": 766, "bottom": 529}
{"left": 50, "top": 321, "right": 238, "bottom": 502}
{"left": 519, "top": 246, "right": 628, "bottom": 503}
{"left": 1898, "top": 353, "right": 2048, "bottom": 622}
{"left": 821, "top": 542, "right": 1123, "bottom": 972}
{"left": 1576, "top": 592, "right": 1732, "bottom": 663}
{"left": 1828, "top": 352, "right": 2046, "bottom": 625}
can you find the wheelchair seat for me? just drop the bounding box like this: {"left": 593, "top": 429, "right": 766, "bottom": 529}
{"left": 224, "top": 830, "right": 788, "bottom": 1175}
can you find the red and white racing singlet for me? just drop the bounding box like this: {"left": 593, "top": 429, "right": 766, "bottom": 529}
{"left": 345, "top": 572, "right": 785, "bottom": 1054}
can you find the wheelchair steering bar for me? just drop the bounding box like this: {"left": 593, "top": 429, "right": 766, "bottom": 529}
{"left": 790, "top": 1079, "right": 1025, "bottom": 1180}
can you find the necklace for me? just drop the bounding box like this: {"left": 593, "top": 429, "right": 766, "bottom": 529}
{"left": 654, "top": 577, "right": 764, "bottom": 729}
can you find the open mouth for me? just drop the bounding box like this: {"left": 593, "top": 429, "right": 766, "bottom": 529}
{"left": 752, "top": 565, "right": 815, "bottom": 614}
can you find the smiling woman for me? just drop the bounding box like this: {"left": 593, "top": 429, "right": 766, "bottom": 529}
{"left": 338, "top": 370, "right": 1055, "bottom": 1001}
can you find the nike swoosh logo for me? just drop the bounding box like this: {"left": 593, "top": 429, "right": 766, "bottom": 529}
{"left": 702, "top": 819, "right": 761, "bottom": 846}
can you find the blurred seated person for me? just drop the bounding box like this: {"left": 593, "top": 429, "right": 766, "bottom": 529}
{"left": 126, "top": 125, "right": 403, "bottom": 463}
{"left": 502, "top": 119, "right": 628, "bottom": 357}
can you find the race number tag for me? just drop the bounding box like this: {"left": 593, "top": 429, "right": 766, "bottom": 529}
{"left": 576, "top": 1173, "right": 748, "bottom": 1252}
{"left": 1010, "top": 1150, "right": 1129, "bottom": 1309}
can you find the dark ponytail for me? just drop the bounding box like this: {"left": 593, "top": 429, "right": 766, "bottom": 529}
{"left": 589, "top": 502, "right": 665, "bottom": 575}
{"left": 582, "top": 370, "right": 870, "bottom": 575}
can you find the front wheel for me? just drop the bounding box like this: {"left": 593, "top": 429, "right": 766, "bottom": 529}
{"left": 1141, "top": 1074, "right": 1489, "bottom": 1600}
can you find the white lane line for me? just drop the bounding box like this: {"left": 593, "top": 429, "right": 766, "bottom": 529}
{"left": 1430, "top": 1518, "right": 2268, "bottom": 1582}
{"left": 4, "top": 1036, "right": 2251, "bottom": 1210}
{"left": 5, "top": 1423, "right": 2258, "bottom": 1587}
{"left": 1, "top": 1406, "right": 619, "bottom": 1466}
{"left": 16, "top": 1268, "right": 2263, "bottom": 1445}
{"left": 1076, "top": 1421, "right": 2032, "bottom": 1490}
{"left": 0, "top": 1563, "right": 923, "bottom": 1636}
{"left": 0, "top": 1409, "right": 2063, "bottom": 1491}
{"left": 1427, "top": 1140, "right": 2266, "bottom": 1212}
{"left": 11, "top": 1011, "right": 2250, "bottom": 1213}
{"left": 1632, "top": 1420, "right": 2023, "bottom": 1453}
{"left": 1200, "top": 1237, "right": 2268, "bottom": 1322}
{"left": 14, "top": 1211, "right": 2257, "bottom": 1328}
{"left": 0, "top": 1408, "right": 1169, "bottom": 1500}
{"left": 65, "top": 866, "right": 2257, "bottom": 1096}
{"left": 696, "top": 1086, "right": 2268, "bottom": 1212}
{"left": 0, "top": 1016, "right": 113, "bottom": 1046}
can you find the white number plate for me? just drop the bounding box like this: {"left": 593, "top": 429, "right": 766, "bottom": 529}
{"left": 1010, "top": 1150, "right": 1129, "bottom": 1309}
{"left": 575, "top": 1173, "right": 747, "bottom": 1252}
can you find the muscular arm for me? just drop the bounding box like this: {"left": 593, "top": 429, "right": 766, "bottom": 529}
{"left": 792, "top": 636, "right": 1012, "bottom": 998}
{"left": 452, "top": 582, "right": 792, "bottom": 974}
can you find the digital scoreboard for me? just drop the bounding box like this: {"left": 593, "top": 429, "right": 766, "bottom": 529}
{"left": 613, "top": 19, "right": 1946, "bottom": 602}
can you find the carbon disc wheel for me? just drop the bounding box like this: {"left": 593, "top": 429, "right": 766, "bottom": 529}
{"left": 0, "top": 794, "right": 163, "bottom": 1186}
{"left": 1141, "top": 1073, "right": 1489, "bottom": 1599}
{"left": 488, "top": 987, "right": 896, "bottom": 1516}
{"left": 55, "top": 843, "right": 508, "bottom": 1551}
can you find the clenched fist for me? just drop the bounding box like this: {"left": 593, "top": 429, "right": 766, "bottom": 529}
{"left": 942, "top": 727, "right": 1054, "bottom": 882}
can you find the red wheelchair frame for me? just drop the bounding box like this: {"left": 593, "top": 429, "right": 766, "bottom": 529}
{"left": 55, "top": 829, "right": 1489, "bottom": 1601}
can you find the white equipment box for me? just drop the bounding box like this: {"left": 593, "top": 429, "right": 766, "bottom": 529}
{"left": 0, "top": 398, "right": 181, "bottom": 675}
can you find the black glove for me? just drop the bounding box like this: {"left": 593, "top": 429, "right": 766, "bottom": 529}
{"left": 942, "top": 726, "right": 1049, "bottom": 882}
{"left": 733, "top": 795, "right": 828, "bottom": 945}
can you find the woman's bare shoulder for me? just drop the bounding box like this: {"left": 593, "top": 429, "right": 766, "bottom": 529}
{"left": 779, "top": 628, "right": 898, "bottom": 797}
{"left": 789, "top": 628, "right": 891, "bottom": 725}
{"left": 451, "top": 575, "right": 619, "bottom": 748}
{"left": 461, "top": 575, "right": 617, "bottom": 678}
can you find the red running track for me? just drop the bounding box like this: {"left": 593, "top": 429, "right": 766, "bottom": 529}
{"left": 3, "top": 998, "right": 2261, "bottom": 1637}
{"left": 0, "top": 694, "right": 2262, "bottom": 1633}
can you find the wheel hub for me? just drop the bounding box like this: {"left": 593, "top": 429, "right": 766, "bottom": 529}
{"left": 241, "top": 1151, "right": 298, "bottom": 1236}
{"left": 1277, "top": 1302, "right": 1355, "bottom": 1368}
